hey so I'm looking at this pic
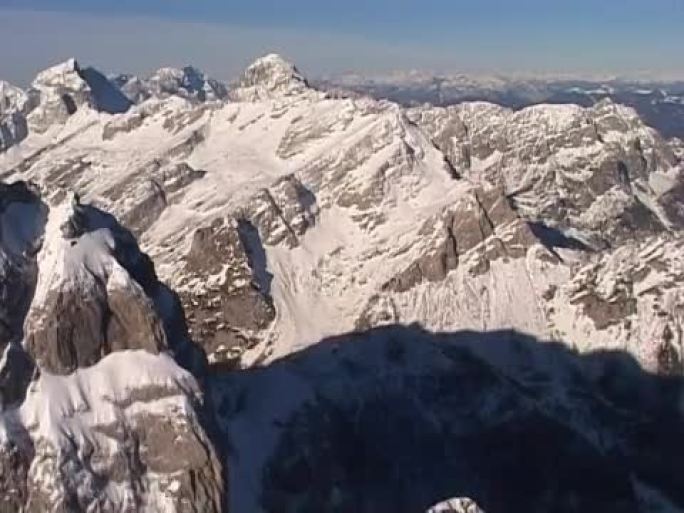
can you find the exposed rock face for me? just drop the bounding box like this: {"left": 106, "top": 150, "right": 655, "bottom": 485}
{"left": 556, "top": 236, "right": 684, "bottom": 373}
{"left": 20, "top": 352, "right": 224, "bottom": 513}
{"left": 23, "top": 199, "right": 167, "bottom": 375}
{"left": 0, "top": 185, "right": 224, "bottom": 513}
{"left": 0, "top": 59, "right": 131, "bottom": 153}
{"left": 0, "top": 432, "right": 32, "bottom": 513}
{"left": 408, "top": 100, "right": 681, "bottom": 245}
{"left": 382, "top": 213, "right": 459, "bottom": 293}
{"left": 179, "top": 217, "right": 275, "bottom": 365}
{"left": 0, "top": 182, "right": 46, "bottom": 345}
{"left": 0, "top": 182, "right": 46, "bottom": 406}
{"left": 383, "top": 186, "right": 537, "bottom": 292}
{"left": 242, "top": 174, "right": 318, "bottom": 248}
{"left": 24, "top": 59, "right": 90, "bottom": 133}
{"left": 2, "top": 54, "right": 684, "bottom": 512}
{"left": 99, "top": 160, "right": 206, "bottom": 236}
{"left": 0, "top": 110, "right": 28, "bottom": 153}
{"left": 0, "top": 82, "right": 27, "bottom": 117}
{"left": 0, "top": 81, "right": 30, "bottom": 152}
{"left": 355, "top": 294, "right": 400, "bottom": 330}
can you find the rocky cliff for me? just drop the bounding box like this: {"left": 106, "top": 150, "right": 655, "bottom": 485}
{"left": 0, "top": 54, "right": 683, "bottom": 512}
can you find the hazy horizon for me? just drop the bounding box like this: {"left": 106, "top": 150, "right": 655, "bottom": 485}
{"left": 1, "top": 2, "right": 683, "bottom": 86}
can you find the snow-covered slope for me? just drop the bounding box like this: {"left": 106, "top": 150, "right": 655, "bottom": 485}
{"left": 0, "top": 54, "right": 683, "bottom": 512}
{"left": 316, "top": 71, "right": 684, "bottom": 139}
{"left": 0, "top": 184, "right": 223, "bottom": 513}
{"left": 17, "top": 350, "right": 222, "bottom": 513}
{"left": 230, "top": 53, "right": 312, "bottom": 101}
{"left": 2, "top": 55, "right": 683, "bottom": 373}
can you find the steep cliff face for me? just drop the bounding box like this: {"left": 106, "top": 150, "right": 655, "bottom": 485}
{"left": 407, "top": 100, "right": 681, "bottom": 244}
{"left": 3, "top": 54, "right": 683, "bottom": 373}
{"left": 0, "top": 185, "right": 224, "bottom": 513}
{"left": 0, "top": 181, "right": 45, "bottom": 407}
{"left": 0, "top": 58, "right": 132, "bottom": 153}
{"left": 0, "top": 81, "right": 30, "bottom": 152}
{"left": 0, "top": 54, "right": 683, "bottom": 512}
{"left": 19, "top": 351, "right": 223, "bottom": 513}
{"left": 23, "top": 199, "right": 167, "bottom": 374}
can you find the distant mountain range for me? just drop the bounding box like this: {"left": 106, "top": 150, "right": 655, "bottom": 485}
{"left": 316, "top": 72, "right": 684, "bottom": 139}
{"left": 1, "top": 55, "right": 683, "bottom": 512}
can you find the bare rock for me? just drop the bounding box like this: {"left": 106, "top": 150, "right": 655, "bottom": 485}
{"left": 410, "top": 101, "right": 682, "bottom": 244}
{"left": 0, "top": 430, "right": 32, "bottom": 513}
{"left": 24, "top": 200, "right": 168, "bottom": 374}
{"left": 384, "top": 187, "right": 537, "bottom": 292}
{"left": 0, "top": 81, "right": 30, "bottom": 152}
{"left": 179, "top": 217, "right": 275, "bottom": 364}
{"left": 21, "top": 353, "right": 224, "bottom": 513}
{"left": 243, "top": 174, "right": 317, "bottom": 248}
{"left": 355, "top": 295, "right": 400, "bottom": 331}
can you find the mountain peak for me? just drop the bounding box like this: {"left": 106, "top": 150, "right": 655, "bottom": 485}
{"left": 20, "top": 59, "right": 132, "bottom": 134}
{"left": 50, "top": 57, "right": 79, "bottom": 72}
{"left": 251, "top": 52, "right": 296, "bottom": 68}
{"left": 2, "top": 53, "right": 684, "bottom": 513}
{"left": 114, "top": 65, "right": 227, "bottom": 103}
{"left": 232, "top": 53, "right": 311, "bottom": 101}
{"left": 31, "top": 57, "right": 83, "bottom": 90}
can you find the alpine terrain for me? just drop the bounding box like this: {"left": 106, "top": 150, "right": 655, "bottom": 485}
{"left": 317, "top": 72, "right": 684, "bottom": 139}
{"left": 0, "top": 54, "right": 683, "bottom": 512}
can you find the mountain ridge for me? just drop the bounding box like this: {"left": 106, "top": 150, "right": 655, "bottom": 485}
{"left": 316, "top": 71, "right": 684, "bottom": 139}
{"left": 0, "top": 53, "right": 683, "bottom": 512}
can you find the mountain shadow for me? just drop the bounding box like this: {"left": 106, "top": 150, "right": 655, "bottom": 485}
{"left": 237, "top": 217, "right": 274, "bottom": 297}
{"left": 79, "top": 66, "right": 133, "bottom": 114}
{"left": 210, "top": 324, "right": 684, "bottom": 513}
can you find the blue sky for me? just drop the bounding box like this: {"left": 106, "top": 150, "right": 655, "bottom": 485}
{"left": 1, "top": 0, "right": 683, "bottom": 85}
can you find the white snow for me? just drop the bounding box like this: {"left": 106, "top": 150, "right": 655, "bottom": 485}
{"left": 28, "top": 201, "right": 121, "bottom": 307}
{"left": 19, "top": 350, "right": 197, "bottom": 448}
{"left": 0, "top": 54, "right": 683, "bottom": 513}
{"left": 2, "top": 53, "right": 683, "bottom": 373}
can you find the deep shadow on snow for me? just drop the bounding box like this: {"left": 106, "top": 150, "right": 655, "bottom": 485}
{"left": 211, "top": 324, "right": 684, "bottom": 513}
{"left": 79, "top": 66, "right": 133, "bottom": 115}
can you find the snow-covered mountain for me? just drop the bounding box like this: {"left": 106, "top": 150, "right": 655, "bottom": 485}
{"left": 316, "top": 72, "right": 684, "bottom": 139}
{"left": 0, "top": 54, "right": 683, "bottom": 512}
{"left": 0, "top": 81, "right": 30, "bottom": 152}
{"left": 111, "top": 66, "right": 228, "bottom": 104}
